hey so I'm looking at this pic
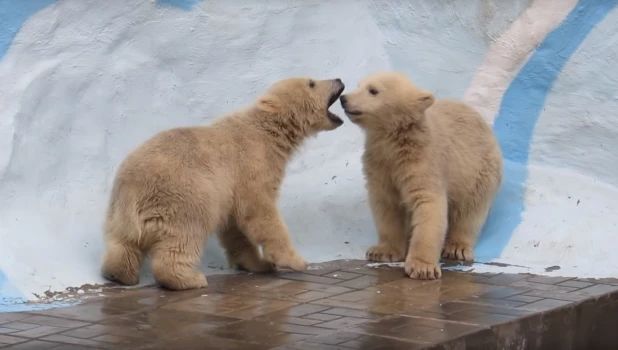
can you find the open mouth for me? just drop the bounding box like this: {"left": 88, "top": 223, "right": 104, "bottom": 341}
{"left": 327, "top": 85, "right": 345, "bottom": 124}
{"left": 344, "top": 110, "right": 362, "bottom": 117}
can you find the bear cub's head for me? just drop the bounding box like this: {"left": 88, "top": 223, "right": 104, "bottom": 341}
{"left": 256, "top": 77, "right": 346, "bottom": 134}
{"left": 339, "top": 71, "right": 435, "bottom": 130}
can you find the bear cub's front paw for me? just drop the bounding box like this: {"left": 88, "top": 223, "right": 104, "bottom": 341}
{"left": 404, "top": 256, "right": 441, "bottom": 280}
{"left": 366, "top": 244, "right": 406, "bottom": 262}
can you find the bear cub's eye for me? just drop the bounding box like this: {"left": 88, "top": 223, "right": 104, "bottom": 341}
{"left": 368, "top": 87, "right": 379, "bottom": 96}
{"left": 308, "top": 80, "right": 316, "bottom": 88}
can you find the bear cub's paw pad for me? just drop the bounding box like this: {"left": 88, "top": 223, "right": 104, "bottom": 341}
{"left": 366, "top": 244, "right": 405, "bottom": 263}
{"left": 404, "top": 257, "right": 441, "bottom": 280}
{"left": 441, "top": 241, "right": 475, "bottom": 262}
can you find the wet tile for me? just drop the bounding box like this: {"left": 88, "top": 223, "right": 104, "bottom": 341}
{"left": 2, "top": 340, "right": 59, "bottom": 350}
{"left": 456, "top": 303, "right": 535, "bottom": 317}
{"left": 557, "top": 280, "right": 594, "bottom": 289}
{"left": 277, "top": 341, "right": 345, "bottom": 350}
{"left": 30, "top": 301, "right": 143, "bottom": 322}
{"left": 156, "top": 334, "right": 265, "bottom": 350}
{"left": 58, "top": 345, "right": 108, "bottom": 350}
{"left": 208, "top": 319, "right": 316, "bottom": 347}
{"left": 0, "top": 314, "right": 31, "bottom": 326}
{"left": 90, "top": 334, "right": 135, "bottom": 344}
{"left": 338, "top": 334, "right": 426, "bottom": 349}
{"left": 304, "top": 331, "right": 360, "bottom": 345}
{"left": 229, "top": 280, "right": 352, "bottom": 300}
{"left": 448, "top": 310, "right": 517, "bottom": 326}
{"left": 524, "top": 290, "right": 589, "bottom": 302}
{"left": 480, "top": 287, "right": 530, "bottom": 300}
{"left": 421, "top": 302, "right": 477, "bottom": 315}
{"left": 279, "top": 291, "right": 334, "bottom": 303}
{"left": 320, "top": 307, "right": 379, "bottom": 319}
{"left": 309, "top": 298, "right": 369, "bottom": 311}
{"left": 348, "top": 315, "right": 481, "bottom": 344}
{"left": 303, "top": 264, "right": 341, "bottom": 277}
{"left": 400, "top": 308, "right": 460, "bottom": 321}
{"left": 292, "top": 332, "right": 425, "bottom": 350}
{"left": 479, "top": 274, "right": 530, "bottom": 286}
{"left": 266, "top": 316, "right": 323, "bottom": 327}
{"left": 315, "top": 316, "right": 370, "bottom": 329}
{"left": 61, "top": 324, "right": 120, "bottom": 339}
{"left": 39, "top": 335, "right": 113, "bottom": 349}
{"left": 162, "top": 293, "right": 296, "bottom": 319}
{"left": 302, "top": 313, "right": 340, "bottom": 322}
{"left": 327, "top": 290, "right": 374, "bottom": 303}
{"left": 18, "top": 316, "right": 90, "bottom": 329}
{"left": 0, "top": 323, "right": 40, "bottom": 331}
{"left": 277, "top": 272, "right": 342, "bottom": 285}
{"left": 0, "top": 335, "right": 28, "bottom": 345}
{"left": 526, "top": 276, "right": 574, "bottom": 285}
{"left": 339, "top": 265, "right": 382, "bottom": 276}
{"left": 0, "top": 327, "right": 17, "bottom": 334}
{"left": 521, "top": 299, "right": 571, "bottom": 311}
{"left": 510, "top": 281, "right": 577, "bottom": 293}
{"left": 459, "top": 297, "right": 526, "bottom": 308}
{"left": 335, "top": 275, "right": 382, "bottom": 289}
{"left": 10, "top": 326, "right": 66, "bottom": 339}
{"left": 2, "top": 261, "right": 615, "bottom": 350}
{"left": 571, "top": 284, "right": 618, "bottom": 297}
{"left": 277, "top": 282, "right": 353, "bottom": 295}
{"left": 103, "top": 307, "right": 238, "bottom": 335}
{"left": 506, "top": 295, "right": 543, "bottom": 303}
{"left": 274, "top": 304, "right": 331, "bottom": 317}
{"left": 574, "top": 277, "right": 618, "bottom": 286}
{"left": 322, "top": 271, "right": 362, "bottom": 280}
{"left": 252, "top": 306, "right": 332, "bottom": 327}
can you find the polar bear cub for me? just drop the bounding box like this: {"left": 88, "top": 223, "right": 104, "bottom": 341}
{"left": 102, "top": 77, "right": 346, "bottom": 290}
{"left": 340, "top": 71, "right": 503, "bottom": 280}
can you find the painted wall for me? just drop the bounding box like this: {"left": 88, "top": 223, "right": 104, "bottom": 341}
{"left": 1, "top": 0, "right": 618, "bottom": 310}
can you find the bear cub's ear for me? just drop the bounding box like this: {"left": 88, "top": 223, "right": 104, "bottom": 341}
{"left": 416, "top": 90, "right": 435, "bottom": 111}
{"left": 256, "top": 94, "right": 282, "bottom": 114}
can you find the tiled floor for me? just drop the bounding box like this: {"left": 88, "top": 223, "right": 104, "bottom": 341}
{"left": 1, "top": 260, "right": 618, "bottom": 350}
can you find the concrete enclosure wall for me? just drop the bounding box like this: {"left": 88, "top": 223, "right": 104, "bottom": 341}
{"left": 2, "top": 0, "right": 618, "bottom": 310}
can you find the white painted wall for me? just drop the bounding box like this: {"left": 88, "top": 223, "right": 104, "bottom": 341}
{"left": 1, "top": 0, "right": 618, "bottom": 310}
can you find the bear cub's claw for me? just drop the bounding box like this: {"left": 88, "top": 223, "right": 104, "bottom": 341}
{"left": 441, "top": 240, "right": 475, "bottom": 262}
{"left": 366, "top": 244, "right": 406, "bottom": 263}
{"left": 404, "top": 256, "right": 441, "bottom": 280}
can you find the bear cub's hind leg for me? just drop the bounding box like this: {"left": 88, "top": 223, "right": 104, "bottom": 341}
{"left": 101, "top": 238, "right": 143, "bottom": 286}
{"left": 148, "top": 220, "right": 209, "bottom": 291}
{"left": 442, "top": 202, "right": 491, "bottom": 262}
{"left": 219, "top": 224, "right": 276, "bottom": 273}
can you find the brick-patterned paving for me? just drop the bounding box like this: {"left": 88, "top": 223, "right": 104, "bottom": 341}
{"left": 1, "top": 260, "right": 617, "bottom": 349}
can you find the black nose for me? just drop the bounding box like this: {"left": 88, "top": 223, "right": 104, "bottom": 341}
{"left": 340, "top": 95, "right": 347, "bottom": 106}
{"left": 335, "top": 78, "right": 342, "bottom": 84}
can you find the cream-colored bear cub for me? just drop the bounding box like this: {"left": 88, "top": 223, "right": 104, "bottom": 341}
{"left": 340, "top": 71, "right": 503, "bottom": 280}
{"left": 102, "top": 77, "right": 345, "bottom": 290}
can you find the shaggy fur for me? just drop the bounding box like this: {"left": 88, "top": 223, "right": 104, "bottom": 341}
{"left": 340, "top": 71, "right": 502, "bottom": 280}
{"left": 101, "top": 77, "right": 345, "bottom": 290}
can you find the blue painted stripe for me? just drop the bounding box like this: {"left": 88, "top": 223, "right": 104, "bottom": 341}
{"left": 0, "top": 0, "right": 57, "bottom": 59}
{"left": 156, "top": 0, "right": 201, "bottom": 11}
{"left": 475, "top": 0, "right": 618, "bottom": 260}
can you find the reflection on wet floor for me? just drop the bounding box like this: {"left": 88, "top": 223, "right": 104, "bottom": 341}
{"left": 0, "top": 260, "right": 617, "bottom": 349}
